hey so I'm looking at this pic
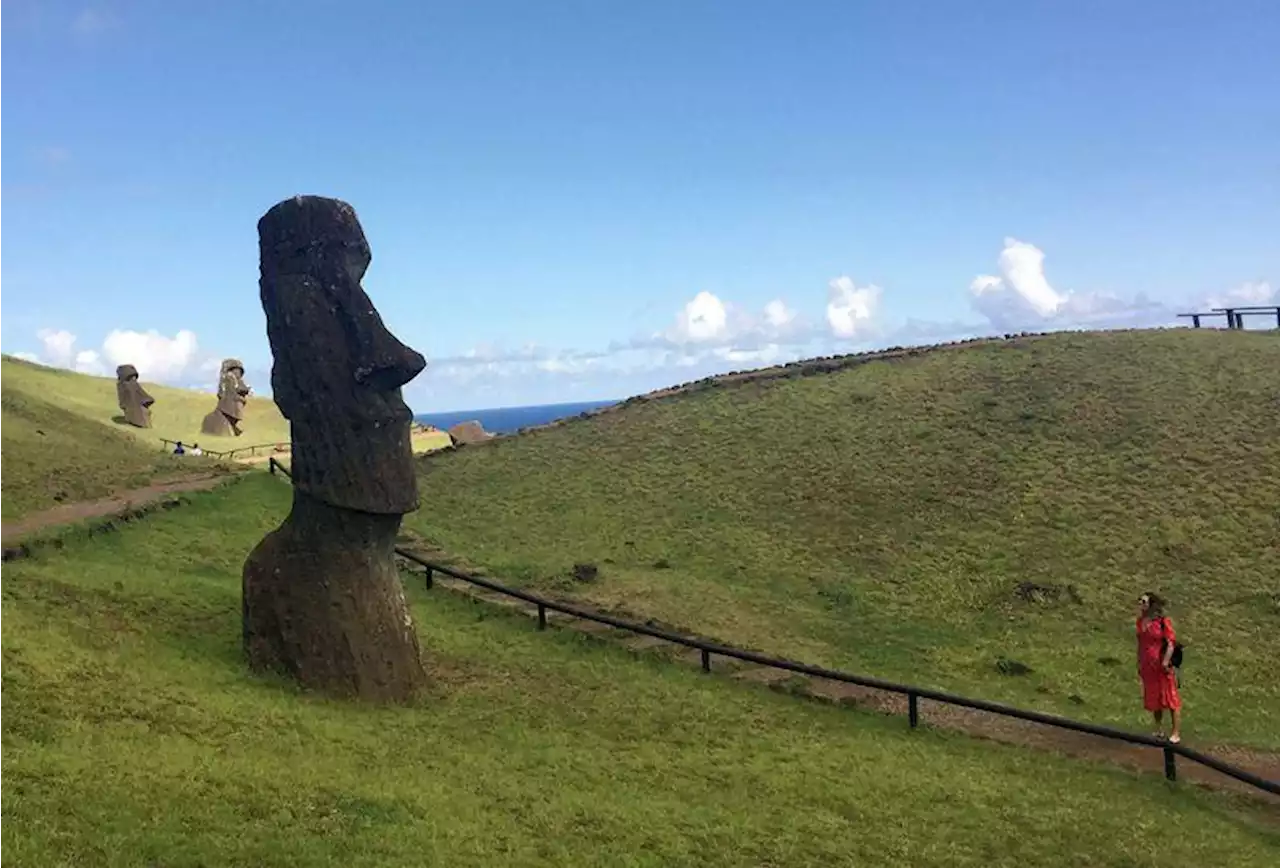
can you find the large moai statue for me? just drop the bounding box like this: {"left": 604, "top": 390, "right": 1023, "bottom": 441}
{"left": 115, "top": 364, "right": 155, "bottom": 428}
{"left": 201, "top": 358, "right": 252, "bottom": 437}
{"left": 242, "top": 195, "right": 428, "bottom": 702}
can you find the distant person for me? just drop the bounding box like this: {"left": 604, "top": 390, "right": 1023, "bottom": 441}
{"left": 190, "top": 443, "right": 203, "bottom": 456}
{"left": 1136, "top": 592, "right": 1181, "bottom": 743}
{"left": 173, "top": 441, "right": 186, "bottom": 455}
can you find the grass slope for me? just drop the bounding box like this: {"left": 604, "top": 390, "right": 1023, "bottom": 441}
{"left": 0, "top": 356, "right": 451, "bottom": 463}
{"left": 407, "top": 329, "right": 1280, "bottom": 749}
{"left": 0, "top": 386, "right": 225, "bottom": 521}
{"left": 1, "top": 355, "right": 292, "bottom": 449}
{"left": 2, "top": 473, "right": 1277, "bottom": 867}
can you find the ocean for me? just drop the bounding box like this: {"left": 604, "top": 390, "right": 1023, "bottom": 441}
{"left": 414, "top": 399, "right": 618, "bottom": 435}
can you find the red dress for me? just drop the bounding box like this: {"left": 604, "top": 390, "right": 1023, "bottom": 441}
{"left": 1136, "top": 617, "right": 1181, "bottom": 712}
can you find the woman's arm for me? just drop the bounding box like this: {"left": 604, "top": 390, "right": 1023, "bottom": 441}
{"left": 1161, "top": 618, "right": 1176, "bottom": 669}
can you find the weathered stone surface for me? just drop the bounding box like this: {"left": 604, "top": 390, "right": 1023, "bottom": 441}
{"left": 115, "top": 364, "right": 155, "bottom": 428}
{"left": 447, "top": 420, "right": 491, "bottom": 446}
{"left": 242, "top": 195, "right": 427, "bottom": 702}
{"left": 201, "top": 358, "right": 251, "bottom": 437}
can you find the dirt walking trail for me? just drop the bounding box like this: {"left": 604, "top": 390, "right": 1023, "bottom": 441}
{"left": 2, "top": 473, "right": 235, "bottom": 549}
{"left": 395, "top": 550, "right": 1280, "bottom": 808}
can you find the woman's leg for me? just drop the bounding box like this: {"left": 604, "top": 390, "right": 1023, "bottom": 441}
{"left": 1151, "top": 709, "right": 1165, "bottom": 735}
{"left": 1169, "top": 707, "right": 1181, "bottom": 741}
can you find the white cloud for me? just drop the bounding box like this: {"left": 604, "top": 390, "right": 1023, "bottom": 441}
{"left": 20, "top": 327, "right": 203, "bottom": 381}
{"left": 13, "top": 351, "right": 42, "bottom": 364}
{"left": 763, "top": 299, "right": 797, "bottom": 330}
{"left": 969, "top": 237, "right": 1168, "bottom": 330}
{"left": 670, "top": 291, "right": 730, "bottom": 343}
{"left": 825, "top": 276, "right": 882, "bottom": 339}
{"left": 74, "top": 349, "right": 106, "bottom": 375}
{"left": 37, "top": 329, "right": 78, "bottom": 367}
{"left": 1204, "top": 281, "right": 1275, "bottom": 309}
{"left": 101, "top": 329, "right": 199, "bottom": 380}
{"left": 969, "top": 237, "right": 1068, "bottom": 326}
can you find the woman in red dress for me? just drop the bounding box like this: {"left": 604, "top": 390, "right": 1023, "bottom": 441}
{"left": 1136, "top": 592, "right": 1181, "bottom": 743}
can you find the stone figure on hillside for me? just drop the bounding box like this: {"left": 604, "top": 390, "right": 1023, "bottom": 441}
{"left": 115, "top": 364, "right": 155, "bottom": 428}
{"left": 242, "top": 195, "right": 428, "bottom": 703}
{"left": 201, "top": 358, "right": 252, "bottom": 437}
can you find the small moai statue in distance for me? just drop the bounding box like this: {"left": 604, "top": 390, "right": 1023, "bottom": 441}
{"left": 115, "top": 364, "right": 155, "bottom": 428}
{"left": 201, "top": 358, "right": 252, "bottom": 437}
{"left": 241, "top": 195, "right": 428, "bottom": 703}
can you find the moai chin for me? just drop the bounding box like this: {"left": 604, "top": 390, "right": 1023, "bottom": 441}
{"left": 201, "top": 359, "right": 252, "bottom": 437}
{"left": 115, "top": 364, "right": 155, "bottom": 428}
{"left": 241, "top": 195, "right": 428, "bottom": 702}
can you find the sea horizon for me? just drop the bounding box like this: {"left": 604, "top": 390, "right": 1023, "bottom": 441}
{"left": 413, "top": 399, "right": 618, "bottom": 435}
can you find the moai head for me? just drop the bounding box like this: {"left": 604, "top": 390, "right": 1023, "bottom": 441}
{"left": 115, "top": 364, "right": 155, "bottom": 428}
{"left": 216, "top": 358, "right": 251, "bottom": 421}
{"left": 258, "top": 196, "right": 426, "bottom": 514}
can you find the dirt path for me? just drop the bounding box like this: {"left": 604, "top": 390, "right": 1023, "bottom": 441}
{"left": 1, "top": 473, "right": 235, "bottom": 548}
{"left": 397, "top": 553, "right": 1280, "bottom": 807}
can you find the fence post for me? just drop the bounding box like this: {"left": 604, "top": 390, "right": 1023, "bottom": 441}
{"left": 424, "top": 566, "right": 433, "bottom": 589}
{"left": 1163, "top": 746, "right": 1177, "bottom": 782}
{"left": 537, "top": 602, "right": 547, "bottom": 630}
{"left": 1191, "top": 315, "right": 1201, "bottom": 328}
{"left": 700, "top": 648, "right": 711, "bottom": 672}
{"left": 908, "top": 692, "right": 919, "bottom": 728}
{"left": 269, "top": 458, "right": 276, "bottom": 476}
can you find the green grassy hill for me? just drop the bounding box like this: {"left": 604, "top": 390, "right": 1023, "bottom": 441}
{"left": 0, "top": 355, "right": 450, "bottom": 483}
{"left": 406, "top": 329, "right": 1280, "bottom": 749}
{"left": 1, "top": 355, "right": 292, "bottom": 449}
{"left": 0, "top": 379, "right": 227, "bottom": 522}
{"left": 3, "top": 474, "right": 1276, "bottom": 866}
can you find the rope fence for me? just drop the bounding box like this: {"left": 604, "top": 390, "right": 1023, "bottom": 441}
{"left": 160, "top": 438, "right": 288, "bottom": 461}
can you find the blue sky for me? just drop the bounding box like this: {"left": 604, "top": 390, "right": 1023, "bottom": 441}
{"left": 4, "top": 1, "right": 1278, "bottom": 411}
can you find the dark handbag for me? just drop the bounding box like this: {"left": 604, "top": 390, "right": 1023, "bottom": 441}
{"left": 1161, "top": 618, "right": 1184, "bottom": 668}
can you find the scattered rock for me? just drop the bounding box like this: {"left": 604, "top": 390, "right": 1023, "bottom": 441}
{"left": 995, "top": 657, "right": 1033, "bottom": 676}
{"left": 653, "top": 558, "right": 672, "bottom": 570}
{"left": 1068, "top": 694, "right": 1086, "bottom": 705}
{"left": 572, "top": 562, "right": 599, "bottom": 583}
{"left": 447, "top": 420, "right": 492, "bottom": 446}
{"left": 1097, "top": 656, "right": 1122, "bottom": 667}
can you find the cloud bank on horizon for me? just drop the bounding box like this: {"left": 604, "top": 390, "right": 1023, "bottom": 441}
{"left": 8, "top": 237, "right": 1274, "bottom": 408}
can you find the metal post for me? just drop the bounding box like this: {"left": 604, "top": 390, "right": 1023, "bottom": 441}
{"left": 701, "top": 648, "right": 711, "bottom": 672}
{"left": 1163, "top": 746, "right": 1177, "bottom": 782}
{"left": 1191, "top": 315, "right": 1201, "bottom": 328}
{"left": 424, "top": 566, "right": 434, "bottom": 589}
{"left": 269, "top": 458, "right": 276, "bottom": 475}
{"left": 537, "top": 603, "right": 547, "bottom": 630}
{"left": 908, "top": 692, "right": 919, "bottom": 728}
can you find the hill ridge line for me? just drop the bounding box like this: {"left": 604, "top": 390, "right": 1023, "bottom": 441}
{"left": 420, "top": 328, "right": 1162, "bottom": 455}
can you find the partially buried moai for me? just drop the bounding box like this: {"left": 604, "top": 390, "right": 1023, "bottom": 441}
{"left": 241, "top": 195, "right": 428, "bottom": 702}
{"left": 201, "top": 358, "right": 252, "bottom": 437}
{"left": 115, "top": 364, "right": 155, "bottom": 428}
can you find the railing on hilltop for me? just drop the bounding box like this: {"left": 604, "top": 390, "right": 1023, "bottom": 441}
{"left": 160, "top": 438, "right": 289, "bottom": 461}
{"left": 1178, "top": 305, "right": 1280, "bottom": 329}
{"left": 267, "top": 456, "right": 1279, "bottom": 798}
